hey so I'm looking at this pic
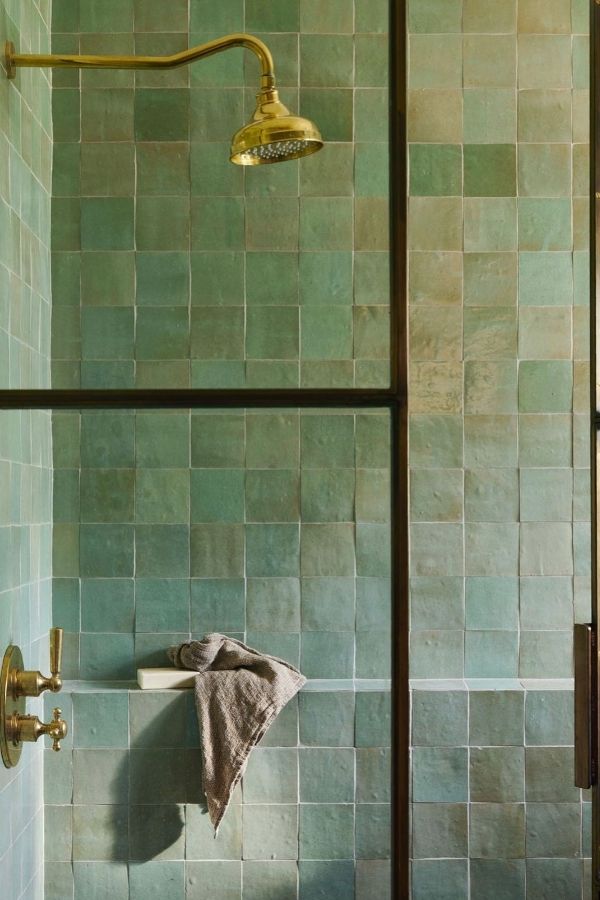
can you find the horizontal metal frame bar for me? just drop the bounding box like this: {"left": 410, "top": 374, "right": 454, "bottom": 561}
{"left": 0, "top": 388, "right": 403, "bottom": 410}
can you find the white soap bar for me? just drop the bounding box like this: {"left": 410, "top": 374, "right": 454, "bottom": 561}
{"left": 137, "top": 667, "right": 195, "bottom": 690}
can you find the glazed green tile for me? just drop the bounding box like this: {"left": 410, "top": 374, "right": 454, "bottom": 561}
{"left": 355, "top": 253, "right": 390, "bottom": 306}
{"left": 80, "top": 469, "right": 133, "bottom": 523}
{"left": 518, "top": 89, "right": 572, "bottom": 142}
{"left": 246, "top": 253, "right": 298, "bottom": 307}
{"left": 190, "top": 88, "right": 244, "bottom": 142}
{"left": 246, "top": 307, "right": 299, "bottom": 361}
{"left": 52, "top": 307, "right": 81, "bottom": 360}
{"left": 410, "top": 523, "right": 464, "bottom": 578}
{"left": 573, "top": 143, "right": 589, "bottom": 197}
{"left": 355, "top": 88, "right": 389, "bottom": 143}
{"left": 299, "top": 144, "right": 353, "bottom": 197}
{"left": 465, "top": 577, "right": 518, "bottom": 630}
{"left": 465, "top": 522, "right": 519, "bottom": 575}
{"left": 520, "top": 468, "right": 572, "bottom": 524}
{"left": 53, "top": 578, "right": 81, "bottom": 632}
{"left": 520, "top": 521, "right": 573, "bottom": 576}
{"left": 300, "top": 35, "right": 353, "bottom": 88}
{"left": 79, "top": 633, "right": 135, "bottom": 680}
{"left": 465, "top": 469, "right": 519, "bottom": 523}
{"left": 525, "top": 747, "right": 579, "bottom": 802}
{"left": 136, "top": 196, "right": 190, "bottom": 252}
{"left": 408, "top": 0, "right": 462, "bottom": 32}
{"left": 412, "top": 803, "right": 467, "bottom": 858}
{"left": 463, "top": 90, "right": 516, "bottom": 144}
{"left": 413, "top": 746, "right": 467, "bottom": 803}
{"left": 527, "top": 860, "right": 582, "bottom": 900}
{"left": 135, "top": 413, "right": 189, "bottom": 468}
{"left": 470, "top": 803, "right": 525, "bottom": 859}
{"left": 518, "top": 35, "right": 572, "bottom": 89}
{"left": 53, "top": 142, "right": 81, "bottom": 197}
{"left": 299, "top": 89, "right": 352, "bottom": 143}
{"left": 469, "top": 690, "right": 524, "bottom": 747}
{"left": 409, "top": 35, "right": 462, "bottom": 89}
{"left": 521, "top": 577, "right": 573, "bottom": 630}
{"left": 128, "top": 863, "right": 185, "bottom": 899}
{"left": 53, "top": 523, "right": 80, "bottom": 577}
{"left": 469, "top": 861, "right": 526, "bottom": 900}
{"left": 299, "top": 198, "right": 352, "bottom": 251}
{"left": 518, "top": 143, "right": 571, "bottom": 199}
{"left": 53, "top": 252, "right": 81, "bottom": 308}
{"left": 526, "top": 803, "right": 580, "bottom": 858}
{"left": 190, "top": 252, "right": 243, "bottom": 307}
{"left": 410, "top": 468, "right": 462, "bottom": 523}
{"left": 242, "top": 862, "right": 297, "bottom": 900}
{"left": 298, "top": 307, "right": 352, "bottom": 361}
{"left": 129, "top": 805, "right": 186, "bottom": 862}
{"left": 518, "top": 360, "right": 573, "bottom": 413}
{"left": 191, "top": 197, "right": 245, "bottom": 251}
{"left": 245, "top": 469, "right": 299, "bottom": 523}
{"left": 301, "top": 630, "right": 354, "bottom": 678}
{"left": 46, "top": 806, "right": 73, "bottom": 861}
{"left": 300, "top": 523, "right": 354, "bottom": 576}
{"left": 409, "top": 416, "right": 462, "bottom": 469}
{"left": 464, "top": 35, "right": 517, "bottom": 88}
{"left": 409, "top": 144, "right": 461, "bottom": 197}
{"left": 298, "top": 862, "right": 355, "bottom": 900}
{"left": 408, "top": 89, "right": 462, "bottom": 143}
{"left": 412, "top": 861, "right": 468, "bottom": 900}
{"left": 244, "top": 524, "right": 299, "bottom": 578}
{"left": 242, "top": 805, "right": 298, "bottom": 860}
{"left": 465, "top": 630, "right": 519, "bottom": 677}
{"left": 73, "top": 749, "right": 128, "bottom": 804}
{"left": 573, "top": 34, "right": 589, "bottom": 89}
{"left": 79, "top": 0, "right": 133, "bottom": 30}
{"left": 189, "top": 578, "right": 244, "bottom": 632}
{"left": 470, "top": 747, "right": 525, "bottom": 804}
{"left": 299, "top": 804, "right": 354, "bottom": 860}
{"left": 299, "top": 691, "right": 355, "bottom": 747}
{"left": 80, "top": 524, "right": 134, "bottom": 577}
{"left": 243, "top": 748, "right": 298, "bottom": 803}
{"left": 518, "top": 252, "right": 573, "bottom": 306}
{"left": 191, "top": 414, "right": 244, "bottom": 467}
{"left": 464, "top": 145, "right": 516, "bottom": 198}
{"left": 80, "top": 252, "right": 134, "bottom": 307}
{"left": 191, "top": 524, "right": 244, "bottom": 577}
{"left": 302, "top": 576, "right": 355, "bottom": 631}
{"left": 245, "top": 0, "right": 299, "bottom": 31}
{"left": 191, "top": 307, "right": 244, "bottom": 360}
{"left": 136, "top": 580, "right": 190, "bottom": 635}
{"left": 356, "top": 805, "right": 391, "bottom": 859}
{"left": 53, "top": 89, "right": 81, "bottom": 142}
{"left": 81, "top": 307, "right": 134, "bottom": 360}
{"left": 135, "top": 307, "right": 190, "bottom": 361}
{"left": 81, "top": 198, "right": 134, "bottom": 251}
{"left": 464, "top": 360, "right": 518, "bottom": 414}
{"left": 134, "top": 0, "right": 188, "bottom": 30}
{"left": 464, "top": 199, "right": 518, "bottom": 252}
{"left": 519, "top": 630, "right": 573, "bottom": 678}
{"left": 464, "top": 309, "right": 517, "bottom": 359}
{"left": 81, "top": 89, "right": 134, "bottom": 142}
{"left": 246, "top": 578, "right": 300, "bottom": 633}
{"left": 134, "top": 89, "right": 189, "bottom": 142}
{"left": 463, "top": 0, "right": 517, "bottom": 31}
{"left": 185, "top": 862, "right": 240, "bottom": 900}
{"left": 412, "top": 691, "right": 467, "bottom": 747}
{"left": 136, "top": 469, "right": 190, "bottom": 524}
{"left": 355, "top": 0, "right": 388, "bottom": 32}
{"left": 52, "top": 198, "right": 81, "bottom": 251}
{"left": 81, "top": 413, "right": 135, "bottom": 468}
{"left": 134, "top": 523, "right": 190, "bottom": 577}
{"left": 410, "top": 576, "right": 464, "bottom": 631}
{"left": 190, "top": 143, "right": 242, "bottom": 197}
{"left": 526, "top": 690, "right": 573, "bottom": 745}
{"left": 245, "top": 361, "right": 299, "bottom": 388}
{"left": 80, "top": 144, "right": 133, "bottom": 198}
{"left": 300, "top": 0, "right": 353, "bottom": 32}
{"left": 519, "top": 414, "right": 572, "bottom": 467}
{"left": 190, "top": 468, "right": 244, "bottom": 523}
{"left": 183, "top": 804, "right": 240, "bottom": 861}
{"left": 246, "top": 198, "right": 299, "bottom": 252}
{"left": 519, "top": 0, "right": 571, "bottom": 32}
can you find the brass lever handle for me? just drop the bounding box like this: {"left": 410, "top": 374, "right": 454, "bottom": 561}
{"left": 11, "top": 627, "right": 63, "bottom": 697}
{"left": 11, "top": 707, "right": 68, "bottom": 752}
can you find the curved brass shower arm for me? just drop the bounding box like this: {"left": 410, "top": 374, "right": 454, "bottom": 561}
{"left": 4, "top": 33, "right": 276, "bottom": 87}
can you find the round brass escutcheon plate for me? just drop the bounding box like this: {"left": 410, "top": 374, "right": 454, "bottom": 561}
{"left": 1, "top": 645, "right": 25, "bottom": 768}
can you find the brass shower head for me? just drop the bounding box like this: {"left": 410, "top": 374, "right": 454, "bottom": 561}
{"left": 4, "top": 34, "right": 324, "bottom": 167}
{"left": 230, "top": 88, "right": 323, "bottom": 165}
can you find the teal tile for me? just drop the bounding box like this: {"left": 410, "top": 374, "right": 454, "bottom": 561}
{"left": 243, "top": 748, "right": 298, "bottom": 803}
{"left": 246, "top": 525, "right": 300, "bottom": 577}
{"left": 465, "top": 577, "right": 518, "bottom": 631}
{"left": 409, "top": 144, "right": 462, "bottom": 197}
{"left": 299, "top": 692, "right": 355, "bottom": 747}
{"left": 129, "top": 862, "right": 185, "bottom": 900}
{"left": 191, "top": 524, "right": 244, "bottom": 577}
{"left": 136, "top": 525, "right": 190, "bottom": 577}
{"left": 412, "top": 861, "right": 468, "bottom": 900}
{"left": 81, "top": 199, "right": 134, "bottom": 251}
{"left": 129, "top": 805, "right": 185, "bottom": 862}
{"left": 136, "top": 469, "right": 190, "bottom": 524}
{"left": 191, "top": 469, "right": 244, "bottom": 522}
{"left": 80, "top": 525, "right": 134, "bottom": 577}
{"left": 73, "top": 693, "right": 129, "bottom": 749}
{"left": 519, "top": 361, "right": 573, "bottom": 413}
{"left": 470, "top": 747, "right": 525, "bottom": 803}
{"left": 73, "top": 749, "right": 129, "bottom": 804}
{"left": 412, "top": 691, "right": 468, "bottom": 747}
{"left": 135, "top": 580, "right": 190, "bottom": 632}
{"left": 525, "top": 691, "right": 573, "bottom": 745}
{"left": 246, "top": 578, "right": 300, "bottom": 632}
{"left": 300, "top": 804, "right": 354, "bottom": 860}
{"left": 185, "top": 862, "right": 241, "bottom": 900}
{"left": 190, "top": 579, "right": 245, "bottom": 633}
{"left": 79, "top": 634, "right": 135, "bottom": 680}
{"left": 302, "top": 577, "right": 356, "bottom": 631}
{"left": 300, "top": 631, "right": 354, "bottom": 678}
{"left": 518, "top": 198, "right": 572, "bottom": 251}
{"left": 246, "top": 470, "right": 300, "bottom": 523}
{"left": 81, "top": 579, "right": 135, "bottom": 632}
{"left": 355, "top": 804, "right": 390, "bottom": 859}
{"left": 299, "top": 861, "right": 354, "bottom": 900}
{"left": 299, "top": 748, "right": 354, "bottom": 803}
{"left": 413, "top": 747, "right": 468, "bottom": 802}
{"left": 470, "top": 861, "right": 525, "bottom": 900}
{"left": 242, "top": 805, "right": 298, "bottom": 860}
{"left": 137, "top": 253, "right": 189, "bottom": 307}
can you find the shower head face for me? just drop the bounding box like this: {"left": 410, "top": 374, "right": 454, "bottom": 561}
{"left": 230, "top": 89, "right": 323, "bottom": 166}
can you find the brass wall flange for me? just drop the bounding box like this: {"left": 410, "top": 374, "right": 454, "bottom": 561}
{"left": 5, "top": 42, "right": 16, "bottom": 79}
{"left": 0, "top": 645, "right": 26, "bottom": 767}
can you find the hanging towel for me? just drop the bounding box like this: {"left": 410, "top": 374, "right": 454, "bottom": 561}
{"left": 168, "top": 633, "right": 306, "bottom": 833}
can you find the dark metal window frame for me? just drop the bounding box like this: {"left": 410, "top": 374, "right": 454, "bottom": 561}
{"left": 0, "top": 1, "right": 408, "bottom": 894}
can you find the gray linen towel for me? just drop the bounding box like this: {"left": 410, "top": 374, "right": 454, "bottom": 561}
{"left": 168, "top": 633, "right": 306, "bottom": 833}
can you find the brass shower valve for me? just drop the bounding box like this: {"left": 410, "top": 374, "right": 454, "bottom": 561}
{"left": 11, "top": 626, "right": 63, "bottom": 697}
{"left": 1, "top": 628, "right": 68, "bottom": 767}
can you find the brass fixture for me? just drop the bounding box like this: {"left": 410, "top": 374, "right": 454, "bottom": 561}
{"left": 4, "top": 34, "right": 323, "bottom": 166}
{"left": 1, "top": 628, "right": 68, "bottom": 768}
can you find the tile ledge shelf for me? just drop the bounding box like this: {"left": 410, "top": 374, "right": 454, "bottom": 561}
{"left": 59, "top": 675, "right": 393, "bottom": 693}
{"left": 410, "top": 677, "right": 575, "bottom": 692}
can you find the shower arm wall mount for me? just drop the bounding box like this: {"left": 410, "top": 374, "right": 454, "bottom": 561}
{"left": 4, "top": 32, "right": 275, "bottom": 88}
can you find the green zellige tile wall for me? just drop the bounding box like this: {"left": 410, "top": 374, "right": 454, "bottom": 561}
{"left": 0, "top": 0, "right": 53, "bottom": 896}
{"left": 50, "top": 0, "right": 390, "bottom": 389}
{"left": 408, "top": 0, "right": 591, "bottom": 895}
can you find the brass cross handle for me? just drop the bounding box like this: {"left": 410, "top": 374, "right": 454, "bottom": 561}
{"left": 13, "top": 707, "right": 68, "bottom": 751}
{"left": 46, "top": 708, "right": 68, "bottom": 752}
